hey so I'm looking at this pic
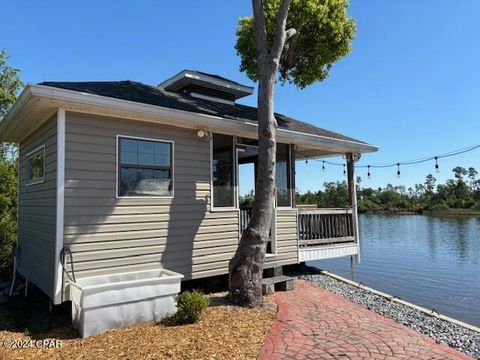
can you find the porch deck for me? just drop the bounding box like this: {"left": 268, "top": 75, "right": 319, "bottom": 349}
{"left": 297, "top": 207, "right": 359, "bottom": 261}
{"left": 240, "top": 207, "right": 359, "bottom": 262}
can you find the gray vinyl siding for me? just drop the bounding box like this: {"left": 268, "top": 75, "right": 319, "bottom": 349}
{"left": 17, "top": 117, "right": 57, "bottom": 299}
{"left": 266, "top": 209, "right": 299, "bottom": 267}
{"left": 63, "top": 112, "right": 300, "bottom": 290}
{"left": 63, "top": 112, "right": 240, "bottom": 281}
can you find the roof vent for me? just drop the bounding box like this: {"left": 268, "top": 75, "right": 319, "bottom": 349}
{"left": 158, "top": 70, "right": 253, "bottom": 104}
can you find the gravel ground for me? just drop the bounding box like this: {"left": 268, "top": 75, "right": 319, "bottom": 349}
{"left": 286, "top": 267, "right": 480, "bottom": 359}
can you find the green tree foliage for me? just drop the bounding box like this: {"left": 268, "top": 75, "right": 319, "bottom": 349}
{"left": 1, "top": 51, "right": 22, "bottom": 119}
{"left": 239, "top": 190, "right": 256, "bottom": 207}
{"left": 296, "top": 167, "right": 480, "bottom": 213}
{"left": 295, "top": 181, "right": 349, "bottom": 208}
{"left": 235, "top": 0, "right": 356, "bottom": 88}
{"left": 0, "top": 50, "right": 22, "bottom": 277}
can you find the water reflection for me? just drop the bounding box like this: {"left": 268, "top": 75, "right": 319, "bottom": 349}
{"left": 310, "top": 214, "right": 480, "bottom": 327}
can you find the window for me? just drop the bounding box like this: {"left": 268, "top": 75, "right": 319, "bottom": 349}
{"left": 212, "top": 134, "right": 235, "bottom": 207}
{"left": 26, "top": 146, "right": 45, "bottom": 185}
{"left": 118, "top": 137, "right": 173, "bottom": 197}
{"left": 276, "top": 143, "right": 292, "bottom": 207}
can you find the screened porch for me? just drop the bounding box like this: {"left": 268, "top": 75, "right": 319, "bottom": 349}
{"left": 211, "top": 133, "right": 361, "bottom": 263}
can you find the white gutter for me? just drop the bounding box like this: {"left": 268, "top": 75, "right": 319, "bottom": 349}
{"left": 0, "top": 86, "right": 32, "bottom": 135}
{"left": 2, "top": 84, "right": 378, "bottom": 154}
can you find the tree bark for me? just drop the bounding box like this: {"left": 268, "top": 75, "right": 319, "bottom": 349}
{"left": 229, "top": 0, "right": 292, "bottom": 307}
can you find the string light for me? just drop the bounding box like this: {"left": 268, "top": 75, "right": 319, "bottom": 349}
{"left": 295, "top": 142, "right": 480, "bottom": 176}
{"left": 367, "top": 165, "right": 371, "bottom": 179}
{"left": 343, "top": 164, "right": 346, "bottom": 177}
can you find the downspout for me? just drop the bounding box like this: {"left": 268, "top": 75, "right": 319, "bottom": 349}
{"left": 53, "top": 108, "right": 65, "bottom": 304}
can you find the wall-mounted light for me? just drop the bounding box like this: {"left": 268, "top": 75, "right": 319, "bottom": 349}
{"left": 197, "top": 129, "right": 211, "bottom": 141}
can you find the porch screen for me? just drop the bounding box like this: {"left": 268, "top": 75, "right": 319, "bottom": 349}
{"left": 276, "top": 143, "right": 292, "bottom": 207}
{"left": 212, "top": 134, "right": 235, "bottom": 207}
{"left": 118, "top": 137, "right": 173, "bottom": 197}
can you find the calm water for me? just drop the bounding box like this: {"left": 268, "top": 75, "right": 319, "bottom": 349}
{"left": 310, "top": 214, "right": 480, "bottom": 327}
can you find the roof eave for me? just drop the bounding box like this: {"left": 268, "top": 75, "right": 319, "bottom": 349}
{"left": 0, "top": 85, "right": 33, "bottom": 140}
{"left": 0, "top": 84, "right": 378, "bottom": 154}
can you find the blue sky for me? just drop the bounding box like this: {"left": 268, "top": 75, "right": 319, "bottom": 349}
{"left": 2, "top": 1, "right": 480, "bottom": 193}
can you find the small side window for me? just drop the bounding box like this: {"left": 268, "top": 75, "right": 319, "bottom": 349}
{"left": 26, "top": 146, "right": 45, "bottom": 185}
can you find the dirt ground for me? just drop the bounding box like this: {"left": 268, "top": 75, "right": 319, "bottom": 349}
{"left": 0, "top": 292, "right": 276, "bottom": 360}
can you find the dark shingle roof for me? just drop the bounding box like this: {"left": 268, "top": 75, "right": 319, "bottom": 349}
{"left": 38, "top": 80, "right": 366, "bottom": 144}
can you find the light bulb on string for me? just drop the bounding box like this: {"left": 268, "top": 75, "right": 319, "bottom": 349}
{"left": 305, "top": 157, "right": 308, "bottom": 164}
{"left": 343, "top": 164, "right": 346, "bottom": 177}
{"left": 435, "top": 157, "right": 440, "bottom": 173}
{"left": 367, "top": 165, "right": 371, "bottom": 179}
{"left": 322, "top": 161, "right": 325, "bottom": 172}
{"left": 397, "top": 163, "right": 401, "bottom": 178}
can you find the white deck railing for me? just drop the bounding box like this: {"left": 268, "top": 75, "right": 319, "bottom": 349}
{"left": 297, "top": 208, "right": 356, "bottom": 247}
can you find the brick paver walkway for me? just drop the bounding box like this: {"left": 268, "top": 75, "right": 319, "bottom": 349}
{"left": 259, "top": 280, "right": 472, "bottom": 360}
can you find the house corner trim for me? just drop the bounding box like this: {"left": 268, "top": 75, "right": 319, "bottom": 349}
{"left": 53, "top": 108, "right": 65, "bottom": 304}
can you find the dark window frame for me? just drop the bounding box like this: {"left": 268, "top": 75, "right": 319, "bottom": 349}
{"left": 117, "top": 135, "right": 174, "bottom": 198}
{"left": 276, "top": 143, "right": 293, "bottom": 208}
{"left": 211, "top": 134, "right": 236, "bottom": 209}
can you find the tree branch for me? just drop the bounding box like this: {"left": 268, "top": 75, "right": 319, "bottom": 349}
{"left": 285, "top": 28, "right": 297, "bottom": 42}
{"left": 270, "top": 0, "right": 292, "bottom": 62}
{"left": 279, "top": 28, "right": 298, "bottom": 74}
{"left": 252, "top": 0, "right": 268, "bottom": 59}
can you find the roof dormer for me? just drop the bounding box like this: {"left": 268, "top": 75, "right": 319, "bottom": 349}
{"left": 158, "top": 70, "right": 253, "bottom": 104}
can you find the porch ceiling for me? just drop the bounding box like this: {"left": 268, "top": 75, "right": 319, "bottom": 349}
{"left": 295, "top": 147, "right": 345, "bottom": 160}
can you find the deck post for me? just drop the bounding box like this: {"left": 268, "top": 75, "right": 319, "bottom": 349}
{"left": 346, "top": 153, "right": 360, "bottom": 263}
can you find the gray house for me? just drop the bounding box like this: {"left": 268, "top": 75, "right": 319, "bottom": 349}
{"left": 0, "top": 70, "right": 377, "bottom": 305}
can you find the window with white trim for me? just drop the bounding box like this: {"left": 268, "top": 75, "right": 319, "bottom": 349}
{"left": 118, "top": 137, "right": 173, "bottom": 197}
{"left": 26, "top": 146, "right": 45, "bottom": 185}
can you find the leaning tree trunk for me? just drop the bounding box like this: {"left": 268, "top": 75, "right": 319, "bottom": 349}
{"left": 229, "top": 0, "right": 292, "bottom": 307}
{"left": 229, "top": 66, "right": 277, "bottom": 307}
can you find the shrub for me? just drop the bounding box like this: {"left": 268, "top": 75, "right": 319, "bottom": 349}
{"left": 429, "top": 202, "right": 449, "bottom": 211}
{"left": 175, "top": 290, "right": 209, "bottom": 324}
{"left": 464, "top": 198, "right": 476, "bottom": 209}
{"left": 472, "top": 203, "right": 480, "bottom": 211}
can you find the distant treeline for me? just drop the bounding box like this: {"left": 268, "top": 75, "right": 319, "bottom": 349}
{"left": 295, "top": 166, "right": 480, "bottom": 214}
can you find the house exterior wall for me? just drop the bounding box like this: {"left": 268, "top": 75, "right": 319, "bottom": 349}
{"left": 62, "top": 111, "right": 299, "bottom": 296}
{"left": 17, "top": 116, "right": 57, "bottom": 299}
{"left": 269, "top": 208, "right": 298, "bottom": 266}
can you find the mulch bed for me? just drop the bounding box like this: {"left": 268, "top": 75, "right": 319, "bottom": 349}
{"left": 0, "top": 304, "right": 276, "bottom": 360}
